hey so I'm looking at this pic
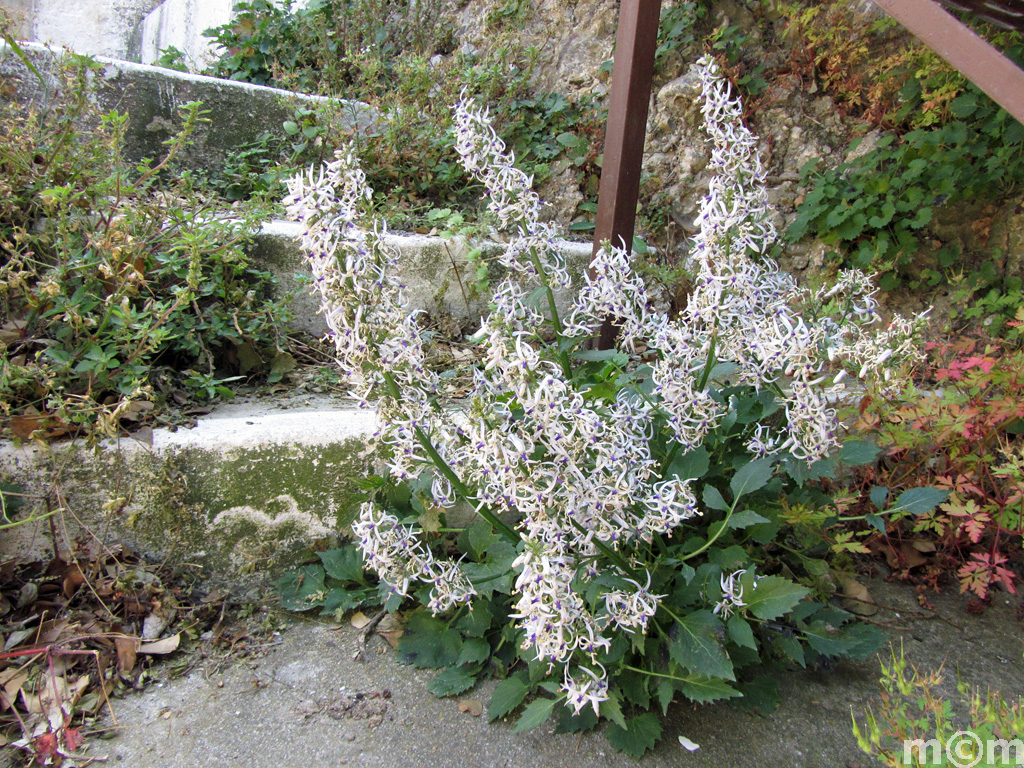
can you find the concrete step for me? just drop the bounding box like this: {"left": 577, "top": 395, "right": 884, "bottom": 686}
{"left": 0, "top": 396, "right": 377, "bottom": 585}
{"left": 251, "top": 221, "right": 594, "bottom": 336}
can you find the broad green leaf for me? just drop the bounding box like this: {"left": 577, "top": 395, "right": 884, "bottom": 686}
{"left": 488, "top": 674, "right": 531, "bottom": 722}
{"left": 741, "top": 575, "right": 809, "bottom": 621}
{"left": 599, "top": 693, "right": 628, "bottom": 729}
{"left": 606, "top": 713, "right": 663, "bottom": 759}
{"left": 891, "top": 487, "right": 948, "bottom": 515}
{"left": 869, "top": 486, "right": 889, "bottom": 510}
{"left": 702, "top": 485, "right": 728, "bottom": 512}
{"left": 732, "top": 675, "right": 780, "bottom": 715}
{"left": 726, "top": 616, "right": 757, "bottom": 650}
{"left": 838, "top": 440, "right": 882, "bottom": 466}
{"left": 318, "top": 546, "right": 365, "bottom": 583}
{"left": 727, "top": 509, "right": 770, "bottom": 529}
{"left": 667, "top": 447, "right": 709, "bottom": 481}
{"left": 730, "top": 458, "right": 775, "bottom": 500}
{"left": 397, "top": 611, "right": 463, "bottom": 668}
{"left": 554, "top": 703, "right": 599, "bottom": 734}
{"left": 457, "top": 637, "right": 491, "bottom": 666}
{"left": 512, "top": 697, "right": 556, "bottom": 733}
{"left": 656, "top": 678, "right": 675, "bottom": 715}
{"left": 277, "top": 565, "right": 326, "bottom": 611}
{"left": 669, "top": 610, "right": 735, "bottom": 681}
{"left": 776, "top": 635, "right": 805, "bottom": 667}
{"left": 428, "top": 665, "right": 479, "bottom": 698}
{"left": 676, "top": 674, "right": 742, "bottom": 704}
{"left": 458, "top": 518, "right": 499, "bottom": 561}
{"left": 456, "top": 600, "right": 494, "bottom": 638}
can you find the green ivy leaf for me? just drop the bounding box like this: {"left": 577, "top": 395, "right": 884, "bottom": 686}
{"left": 488, "top": 674, "right": 531, "bottom": 722}
{"left": 741, "top": 575, "right": 809, "bottom": 621}
{"left": 606, "top": 713, "right": 663, "bottom": 759}
{"left": 669, "top": 610, "right": 735, "bottom": 680}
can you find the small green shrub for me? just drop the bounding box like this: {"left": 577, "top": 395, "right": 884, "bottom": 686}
{"left": 787, "top": 86, "right": 1024, "bottom": 289}
{"left": 0, "top": 55, "right": 291, "bottom": 440}
{"left": 853, "top": 645, "right": 1024, "bottom": 767}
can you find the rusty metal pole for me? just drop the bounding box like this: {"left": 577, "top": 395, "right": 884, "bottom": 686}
{"left": 591, "top": 0, "right": 662, "bottom": 349}
{"left": 874, "top": 0, "right": 1024, "bottom": 125}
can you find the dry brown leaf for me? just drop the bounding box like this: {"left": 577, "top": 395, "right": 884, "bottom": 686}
{"left": 840, "top": 577, "right": 878, "bottom": 616}
{"left": 457, "top": 698, "right": 483, "bottom": 717}
{"left": 62, "top": 565, "right": 86, "bottom": 598}
{"left": 380, "top": 629, "right": 403, "bottom": 648}
{"left": 900, "top": 543, "right": 928, "bottom": 569}
{"left": 910, "top": 540, "right": 937, "bottom": 553}
{"left": 0, "top": 669, "right": 29, "bottom": 710}
{"left": 115, "top": 637, "right": 139, "bottom": 673}
{"left": 350, "top": 612, "right": 372, "bottom": 630}
{"left": 139, "top": 633, "right": 180, "bottom": 655}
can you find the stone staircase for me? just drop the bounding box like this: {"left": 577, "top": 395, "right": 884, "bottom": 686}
{"left": 0, "top": 44, "right": 594, "bottom": 583}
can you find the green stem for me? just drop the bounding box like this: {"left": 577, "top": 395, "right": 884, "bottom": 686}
{"left": 528, "top": 248, "right": 573, "bottom": 380}
{"left": 380, "top": 371, "right": 519, "bottom": 543}
{"left": 567, "top": 518, "right": 638, "bottom": 577}
{"left": 697, "top": 336, "right": 718, "bottom": 391}
{"left": 679, "top": 501, "right": 736, "bottom": 562}
{"left": 622, "top": 664, "right": 696, "bottom": 683}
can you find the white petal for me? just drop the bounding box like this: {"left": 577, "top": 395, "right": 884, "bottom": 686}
{"left": 678, "top": 735, "right": 701, "bottom": 752}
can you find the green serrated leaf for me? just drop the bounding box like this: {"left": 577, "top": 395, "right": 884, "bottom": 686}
{"left": 726, "top": 615, "right": 757, "bottom": 650}
{"left": 669, "top": 610, "right": 735, "bottom": 680}
{"left": 554, "top": 703, "right": 600, "bottom": 734}
{"left": 488, "top": 674, "right": 531, "bottom": 722}
{"left": 607, "top": 713, "right": 663, "bottom": 759}
{"left": 277, "top": 565, "right": 326, "bottom": 611}
{"left": 741, "top": 575, "right": 809, "bottom": 621}
{"left": 676, "top": 674, "right": 742, "bottom": 704}
{"left": 318, "top": 547, "right": 365, "bottom": 583}
{"left": 512, "top": 697, "right": 556, "bottom": 733}
{"left": 838, "top": 440, "right": 882, "bottom": 467}
{"left": 457, "top": 637, "right": 491, "bottom": 666}
{"left": 599, "top": 692, "right": 628, "bottom": 729}
{"left": 428, "top": 665, "right": 479, "bottom": 698}
{"left": 732, "top": 675, "right": 780, "bottom": 715}
{"left": 776, "top": 635, "right": 805, "bottom": 667}
{"left": 656, "top": 678, "right": 675, "bottom": 715}
{"left": 397, "top": 611, "right": 463, "bottom": 668}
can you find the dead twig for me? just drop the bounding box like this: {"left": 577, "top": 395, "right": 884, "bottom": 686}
{"left": 352, "top": 609, "right": 388, "bottom": 662}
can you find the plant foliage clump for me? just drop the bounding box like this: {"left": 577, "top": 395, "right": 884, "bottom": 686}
{"left": 281, "top": 57, "right": 937, "bottom": 756}
{"left": 0, "top": 54, "right": 291, "bottom": 439}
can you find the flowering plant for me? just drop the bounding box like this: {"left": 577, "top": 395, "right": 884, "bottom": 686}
{"left": 283, "top": 56, "right": 922, "bottom": 756}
